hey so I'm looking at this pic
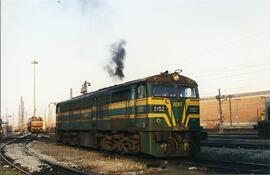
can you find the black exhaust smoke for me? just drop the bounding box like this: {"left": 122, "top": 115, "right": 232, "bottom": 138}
{"left": 104, "top": 40, "right": 126, "bottom": 80}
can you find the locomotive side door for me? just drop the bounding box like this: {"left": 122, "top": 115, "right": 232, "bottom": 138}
{"left": 92, "top": 98, "right": 97, "bottom": 129}
{"left": 128, "top": 88, "right": 136, "bottom": 127}
{"left": 268, "top": 106, "right": 270, "bottom": 120}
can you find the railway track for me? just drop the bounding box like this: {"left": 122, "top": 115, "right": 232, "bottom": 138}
{"left": 3, "top": 133, "right": 268, "bottom": 174}
{"left": 208, "top": 134, "right": 260, "bottom": 139}
{"left": 206, "top": 128, "right": 257, "bottom": 134}
{"left": 145, "top": 157, "right": 270, "bottom": 174}
{"left": 0, "top": 133, "right": 33, "bottom": 175}
{"left": 183, "top": 158, "right": 270, "bottom": 174}
{"left": 0, "top": 133, "right": 92, "bottom": 175}
{"left": 203, "top": 136, "right": 270, "bottom": 149}
{"left": 38, "top": 133, "right": 270, "bottom": 174}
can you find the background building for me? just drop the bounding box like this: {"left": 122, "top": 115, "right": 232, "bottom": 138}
{"left": 200, "top": 90, "right": 270, "bottom": 129}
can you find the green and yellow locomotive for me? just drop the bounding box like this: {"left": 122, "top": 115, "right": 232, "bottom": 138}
{"left": 56, "top": 71, "right": 202, "bottom": 157}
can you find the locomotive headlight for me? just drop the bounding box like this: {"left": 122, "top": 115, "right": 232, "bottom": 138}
{"left": 160, "top": 143, "right": 168, "bottom": 152}
{"left": 156, "top": 118, "right": 161, "bottom": 123}
{"left": 172, "top": 73, "right": 180, "bottom": 81}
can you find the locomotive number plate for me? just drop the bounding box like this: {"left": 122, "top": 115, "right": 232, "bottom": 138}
{"left": 153, "top": 106, "right": 166, "bottom": 112}
{"left": 188, "top": 106, "right": 200, "bottom": 114}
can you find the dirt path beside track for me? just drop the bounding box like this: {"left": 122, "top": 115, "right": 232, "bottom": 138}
{"left": 29, "top": 140, "right": 205, "bottom": 175}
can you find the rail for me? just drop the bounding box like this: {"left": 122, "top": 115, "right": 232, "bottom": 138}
{"left": 0, "top": 133, "right": 32, "bottom": 175}
{"left": 185, "top": 158, "right": 270, "bottom": 174}
{"left": 0, "top": 133, "right": 93, "bottom": 175}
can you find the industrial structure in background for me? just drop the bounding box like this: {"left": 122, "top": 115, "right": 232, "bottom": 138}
{"left": 0, "top": 118, "right": 8, "bottom": 138}
{"left": 18, "top": 96, "right": 25, "bottom": 132}
{"left": 0, "top": 107, "right": 14, "bottom": 137}
{"left": 80, "top": 81, "right": 91, "bottom": 94}
{"left": 32, "top": 60, "right": 38, "bottom": 118}
{"left": 45, "top": 102, "right": 57, "bottom": 131}
{"left": 200, "top": 90, "right": 270, "bottom": 129}
{"left": 1, "top": 97, "right": 27, "bottom": 135}
{"left": 28, "top": 59, "right": 44, "bottom": 132}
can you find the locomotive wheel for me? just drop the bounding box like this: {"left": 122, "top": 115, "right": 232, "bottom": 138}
{"left": 117, "top": 137, "right": 129, "bottom": 153}
{"left": 101, "top": 136, "right": 116, "bottom": 151}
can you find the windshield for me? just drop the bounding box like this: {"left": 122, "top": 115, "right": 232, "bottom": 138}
{"left": 152, "top": 85, "right": 176, "bottom": 97}
{"left": 179, "top": 86, "right": 197, "bottom": 98}
{"left": 152, "top": 84, "right": 198, "bottom": 98}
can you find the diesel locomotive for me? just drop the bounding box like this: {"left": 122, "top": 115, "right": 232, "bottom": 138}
{"left": 257, "top": 97, "right": 270, "bottom": 138}
{"left": 28, "top": 117, "right": 43, "bottom": 133}
{"left": 56, "top": 71, "right": 202, "bottom": 157}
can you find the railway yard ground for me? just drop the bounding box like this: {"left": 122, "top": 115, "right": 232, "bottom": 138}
{"left": 0, "top": 130, "right": 270, "bottom": 175}
{"left": 0, "top": 158, "right": 23, "bottom": 175}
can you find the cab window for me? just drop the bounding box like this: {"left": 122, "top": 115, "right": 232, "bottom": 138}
{"left": 57, "top": 106, "right": 61, "bottom": 112}
{"left": 152, "top": 85, "right": 176, "bottom": 97}
{"left": 131, "top": 89, "right": 136, "bottom": 100}
{"left": 137, "top": 85, "right": 146, "bottom": 98}
{"left": 179, "top": 86, "right": 198, "bottom": 98}
{"left": 112, "top": 90, "right": 129, "bottom": 102}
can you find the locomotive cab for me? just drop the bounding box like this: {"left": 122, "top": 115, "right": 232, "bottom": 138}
{"left": 137, "top": 72, "right": 201, "bottom": 156}
{"left": 149, "top": 83, "right": 199, "bottom": 130}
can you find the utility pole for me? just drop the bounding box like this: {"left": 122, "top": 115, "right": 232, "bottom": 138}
{"left": 216, "top": 89, "right": 223, "bottom": 133}
{"left": 228, "top": 95, "right": 232, "bottom": 127}
{"left": 18, "top": 105, "right": 21, "bottom": 131}
{"left": 5, "top": 107, "right": 8, "bottom": 121}
{"left": 216, "top": 90, "right": 235, "bottom": 131}
{"left": 70, "top": 88, "right": 73, "bottom": 99}
{"left": 32, "top": 60, "right": 38, "bottom": 117}
{"left": 44, "top": 109, "right": 47, "bottom": 129}
{"left": 20, "top": 96, "right": 24, "bottom": 130}
{"left": 48, "top": 102, "right": 57, "bottom": 129}
{"left": 12, "top": 113, "right": 15, "bottom": 131}
{"left": 236, "top": 103, "right": 239, "bottom": 127}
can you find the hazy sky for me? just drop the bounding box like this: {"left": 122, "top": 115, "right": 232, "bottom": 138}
{"left": 1, "top": 0, "right": 270, "bottom": 122}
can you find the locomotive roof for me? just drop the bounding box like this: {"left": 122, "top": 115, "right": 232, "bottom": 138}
{"left": 58, "top": 72, "right": 197, "bottom": 105}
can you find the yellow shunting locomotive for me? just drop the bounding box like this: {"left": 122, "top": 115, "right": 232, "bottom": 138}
{"left": 28, "top": 117, "right": 43, "bottom": 133}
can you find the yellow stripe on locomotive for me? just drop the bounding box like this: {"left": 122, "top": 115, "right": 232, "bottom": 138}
{"left": 56, "top": 97, "right": 199, "bottom": 129}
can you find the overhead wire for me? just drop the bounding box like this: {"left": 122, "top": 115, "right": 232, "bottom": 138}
{"left": 200, "top": 76, "right": 270, "bottom": 97}
{"left": 184, "top": 28, "right": 270, "bottom": 64}
{"left": 199, "top": 74, "right": 270, "bottom": 88}
{"left": 185, "top": 28, "right": 270, "bottom": 98}
{"left": 195, "top": 60, "right": 270, "bottom": 78}
{"left": 186, "top": 28, "right": 270, "bottom": 85}
{"left": 199, "top": 68, "right": 270, "bottom": 81}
